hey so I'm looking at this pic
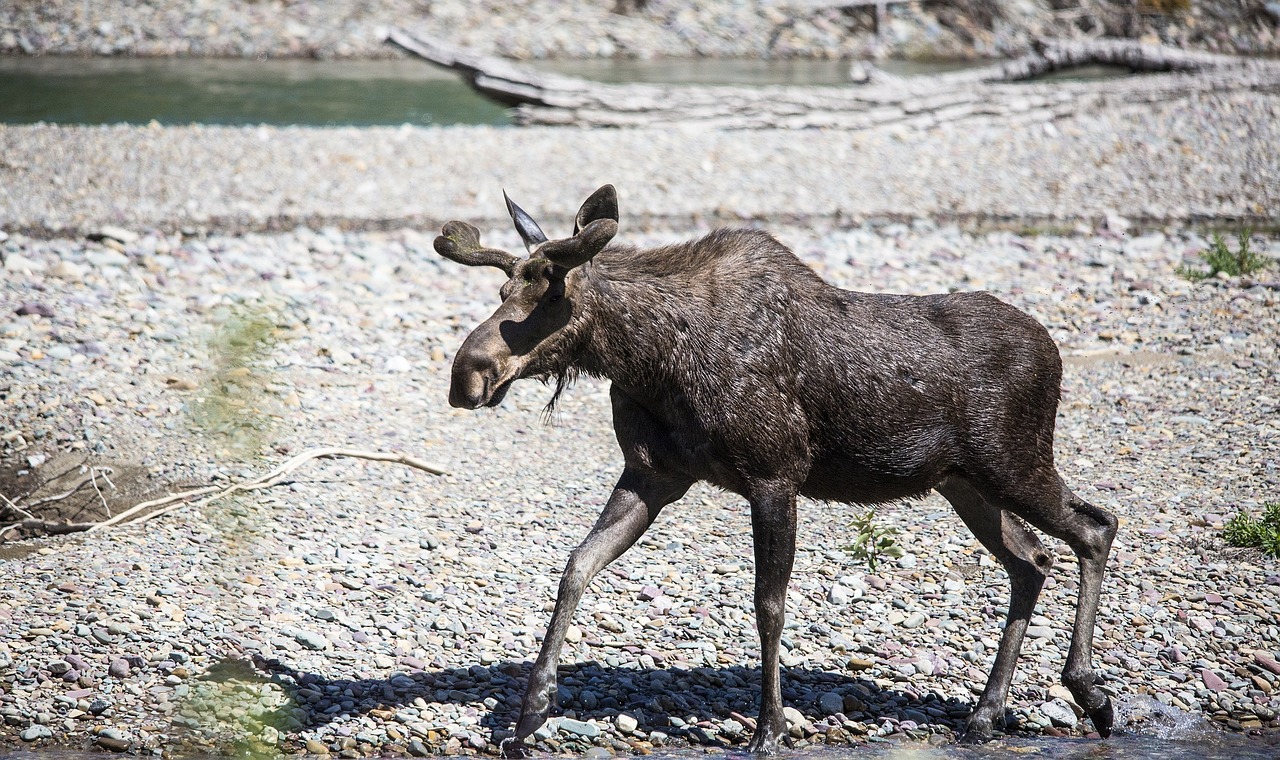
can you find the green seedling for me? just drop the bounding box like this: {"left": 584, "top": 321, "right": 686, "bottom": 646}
{"left": 844, "top": 508, "right": 905, "bottom": 572}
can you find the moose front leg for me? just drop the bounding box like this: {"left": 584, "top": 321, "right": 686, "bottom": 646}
{"left": 746, "top": 483, "right": 798, "bottom": 755}
{"left": 510, "top": 469, "right": 690, "bottom": 755}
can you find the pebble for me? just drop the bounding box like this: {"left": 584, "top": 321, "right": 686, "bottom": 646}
{"left": 615, "top": 714, "right": 637, "bottom": 733}
{"left": 20, "top": 726, "right": 53, "bottom": 742}
{"left": 559, "top": 718, "right": 601, "bottom": 738}
{"left": 1040, "top": 699, "right": 1079, "bottom": 729}
{"left": 306, "top": 739, "right": 331, "bottom": 754}
{"left": 0, "top": 109, "right": 1276, "bottom": 760}
{"left": 819, "top": 691, "right": 844, "bottom": 715}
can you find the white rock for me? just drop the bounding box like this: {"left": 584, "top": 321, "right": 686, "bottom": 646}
{"left": 1040, "top": 698, "right": 1078, "bottom": 729}
{"left": 3, "top": 254, "right": 45, "bottom": 272}
{"left": 782, "top": 706, "right": 806, "bottom": 727}
{"left": 94, "top": 225, "right": 140, "bottom": 244}
{"left": 87, "top": 250, "right": 129, "bottom": 267}
{"left": 615, "top": 713, "right": 638, "bottom": 733}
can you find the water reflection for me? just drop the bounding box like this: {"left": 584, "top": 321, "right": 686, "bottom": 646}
{"left": 0, "top": 56, "right": 997, "bottom": 127}
{"left": 0, "top": 57, "right": 511, "bottom": 127}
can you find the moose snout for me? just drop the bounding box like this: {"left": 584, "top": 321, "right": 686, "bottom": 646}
{"left": 448, "top": 364, "right": 491, "bottom": 409}
{"left": 449, "top": 343, "right": 510, "bottom": 409}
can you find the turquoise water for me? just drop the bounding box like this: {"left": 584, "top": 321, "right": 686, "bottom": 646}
{"left": 0, "top": 56, "right": 991, "bottom": 127}
{"left": 0, "top": 57, "right": 511, "bottom": 126}
{"left": 2, "top": 698, "right": 1278, "bottom": 760}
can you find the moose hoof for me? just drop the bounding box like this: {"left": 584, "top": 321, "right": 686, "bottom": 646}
{"left": 957, "top": 727, "right": 994, "bottom": 745}
{"left": 1089, "top": 696, "right": 1115, "bottom": 738}
{"left": 499, "top": 737, "right": 531, "bottom": 759}
{"left": 745, "top": 734, "right": 784, "bottom": 755}
{"left": 957, "top": 714, "right": 996, "bottom": 745}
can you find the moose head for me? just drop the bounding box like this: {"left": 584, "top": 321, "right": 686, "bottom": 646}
{"left": 434, "top": 185, "right": 620, "bottom": 409}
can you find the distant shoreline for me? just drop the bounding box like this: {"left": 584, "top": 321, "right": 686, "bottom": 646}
{"left": 3, "top": 1, "right": 1277, "bottom": 61}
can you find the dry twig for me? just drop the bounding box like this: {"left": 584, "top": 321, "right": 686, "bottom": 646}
{"left": 0, "top": 448, "right": 445, "bottom": 541}
{"left": 88, "top": 447, "right": 446, "bottom": 532}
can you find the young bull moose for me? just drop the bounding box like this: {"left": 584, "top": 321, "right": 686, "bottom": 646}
{"left": 433, "top": 185, "right": 1117, "bottom": 753}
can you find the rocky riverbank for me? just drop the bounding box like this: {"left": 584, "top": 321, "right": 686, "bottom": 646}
{"left": 2, "top": 0, "right": 1278, "bottom": 61}
{"left": 2, "top": 88, "right": 1278, "bottom": 238}
{"left": 1, "top": 210, "right": 1278, "bottom": 755}
{"left": 2, "top": 74, "right": 1279, "bottom": 754}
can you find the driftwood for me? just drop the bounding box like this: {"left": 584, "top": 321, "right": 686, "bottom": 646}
{"left": 0, "top": 448, "right": 446, "bottom": 540}
{"left": 388, "top": 29, "right": 1280, "bottom": 129}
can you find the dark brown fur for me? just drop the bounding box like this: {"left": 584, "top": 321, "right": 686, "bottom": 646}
{"left": 435, "top": 187, "right": 1117, "bottom": 754}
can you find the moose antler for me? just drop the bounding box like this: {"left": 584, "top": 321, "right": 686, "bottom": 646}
{"left": 434, "top": 221, "right": 519, "bottom": 275}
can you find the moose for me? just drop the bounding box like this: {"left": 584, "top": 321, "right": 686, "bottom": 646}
{"left": 433, "top": 185, "right": 1117, "bottom": 753}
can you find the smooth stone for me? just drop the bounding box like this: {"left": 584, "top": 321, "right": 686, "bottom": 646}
{"left": 783, "top": 706, "right": 806, "bottom": 727}
{"left": 97, "top": 737, "right": 132, "bottom": 752}
{"left": 306, "top": 739, "right": 332, "bottom": 754}
{"left": 86, "top": 250, "right": 129, "bottom": 267}
{"left": 1201, "top": 668, "right": 1228, "bottom": 691}
{"left": 1040, "top": 699, "right": 1078, "bottom": 729}
{"left": 819, "top": 691, "right": 844, "bottom": 715}
{"left": 21, "top": 726, "right": 53, "bottom": 741}
{"left": 559, "top": 718, "right": 601, "bottom": 738}
{"left": 92, "top": 225, "right": 140, "bottom": 244}
{"left": 902, "top": 612, "right": 927, "bottom": 628}
{"left": 15, "top": 302, "right": 55, "bottom": 317}
{"left": 4, "top": 254, "right": 46, "bottom": 272}
{"left": 47, "top": 660, "right": 72, "bottom": 676}
{"left": 1255, "top": 652, "right": 1280, "bottom": 676}
{"left": 615, "top": 714, "right": 638, "bottom": 733}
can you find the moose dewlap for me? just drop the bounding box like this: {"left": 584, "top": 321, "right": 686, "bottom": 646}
{"left": 433, "top": 185, "right": 1118, "bottom": 754}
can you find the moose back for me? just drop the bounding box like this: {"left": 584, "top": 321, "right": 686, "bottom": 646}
{"left": 433, "top": 185, "right": 1117, "bottom": 753}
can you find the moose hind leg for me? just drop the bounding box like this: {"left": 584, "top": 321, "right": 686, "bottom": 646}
{"left": 1047, "top": 482, "right": 1118, "bottom": 737}
{"left": 936, "top": 477, "right": 1054, "bottom": 743}
{"left": 984, "top": 472, "right": 1119, "bottom": 738}
{"left": 511, "top": 469, "right": 690, "bottom": 754}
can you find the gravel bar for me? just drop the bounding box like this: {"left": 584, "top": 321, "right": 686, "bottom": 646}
{"left": 2, "top": 89, "right": 1278, "bottom": 238}
{"left": 2, "top": 91, "right": 1279, "bottom": 756}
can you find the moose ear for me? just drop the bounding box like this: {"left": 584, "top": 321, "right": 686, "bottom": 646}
{"left": 434, "top": 221, "right": 519, "bottom": 275}
{"left": 574, "top": 184, "right": 619, "bottom": 235}
{"left": 504, "top": 190, "right": 549, "bottom": 253}
{"left": 539, "top": 218, "right": 618, "bottom": 270}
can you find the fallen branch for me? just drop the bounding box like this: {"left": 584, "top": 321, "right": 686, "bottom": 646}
{"left": 0, "top": 448, "right": 446, "bottom": 541}
{"left": 89, "top": 447, "right": 446, "bottom": 532}
{"left": 389, "top": 29, "right": 1280, "bottom": 129}
{"left": 0, "top": 519, "right": 100, "bottom": 540}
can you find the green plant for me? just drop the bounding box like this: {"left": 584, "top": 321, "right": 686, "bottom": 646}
{"left": 844, "top": 508, "right": 905, "bottom": 572}
{"left": 1177, "top": 229, "right": 1271, "bottom": 282}
{"left": 1222, "top": 502, "right": 1280, "bottom": 559}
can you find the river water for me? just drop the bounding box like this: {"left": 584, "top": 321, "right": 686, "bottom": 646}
{"left": 0, "top": 56, "right": 1002, "bottom": 128}
{"left": 1, "top": 695, "right": 1278, "bottom": 760}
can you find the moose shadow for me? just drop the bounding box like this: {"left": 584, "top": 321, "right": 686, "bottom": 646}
{"left": 214, "top": 654, "right": 976, "bottom": 746}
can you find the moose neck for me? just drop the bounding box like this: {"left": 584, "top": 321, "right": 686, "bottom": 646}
{"left": 569, "top": 248, "right": 711, "bottom": 405}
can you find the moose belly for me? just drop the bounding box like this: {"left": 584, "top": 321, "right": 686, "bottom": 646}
{"left": 800, "top": 446, "right": 952, "bottom": 505}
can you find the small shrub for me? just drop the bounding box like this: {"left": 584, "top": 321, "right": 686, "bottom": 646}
{"left": 844, "top": 508, "right": 905, "bottom": 571}
{"left": 1222, "top": 502, "right": 1280, "bottom": 559}
{"left": 1177, "top": 229, "right": 1271, "bottom": 282}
